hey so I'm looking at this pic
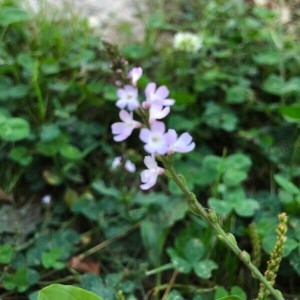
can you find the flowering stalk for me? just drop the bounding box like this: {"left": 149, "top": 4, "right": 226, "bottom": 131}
{"left": 110, "top": 65, "right": 284, "bottom": 300}
{"left": 256, "top": 213, "right": 288, "bottom": 300}
{"left": 160, "top": 156, "right": 284, "bottom": 300}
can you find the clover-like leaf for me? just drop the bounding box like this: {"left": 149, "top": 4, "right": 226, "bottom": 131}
{"left": 208, "top": 198, "right": 233, "bottom": 215}
{"left": 233, "top": 198, "right": 260, "bottom": 217}
{"left": 183, "top": 238, "right": 205, "bottom": 263}
{"left": 194, "top": 259, "right": 218, "bottom": 279}
{"left": 0, "top": 117, "right": 30, "bottom": 141}
{"left": 167, "top": 248, "right": 192, "bottom": 273}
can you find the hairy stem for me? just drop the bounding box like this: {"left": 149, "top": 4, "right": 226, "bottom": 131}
{"left": 160, "top": 156, "right": 284, "bottom": 300}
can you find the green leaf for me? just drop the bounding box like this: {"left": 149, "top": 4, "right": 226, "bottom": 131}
{"left": 9, "top": 146, "right": 33, "bottom": 166}
{"left": 80, "top": 274, "right": 115, "bottom": 300}
{"left": 225, "top": 86, "right": 246, "bottom": 104}
{"left": 283, "top": 77, "right": 300, "bottom": 94}
{"left": 223, "top": 169, "right": 248, "bottom": 186}
{"left": 214, "top": 287, "right": 229, "bottom": 299}
{"left": 40, "top": 124, "right": 61, "bottom": 142}
{"left": 60, "top": 144, "right": 83, "bottom": 160}
{"left": 72, "top": 197, "right": 100, "bottom": 221}
{"left": 141, "top": 219, "right": 168, "bottom": 265}
{"left": 253, "top": 52, "right": 281, "bottom": 66}
{"left": 92, "top": 180, "right": 120, "bottom": 199}
{"left": 183, "top": 238, "right": 205, "bottom": 262}
{"left": 230, "top": 286, "right": 247, "bottom": 300}
{"left": 194, "top": 259, "right": 218, "bottom": 279}
{"left": 0, "top": 7, "right": 31, "bottom": 26}
{"left": 41, "top": 248, "right": 65, "bottom": 269}
{"left": 197, "top": 155, "right": 223, "bottom": 186}
{"left": 280, "top": 104, "right": 300, "bottom": 122}
{"left": 262, "top": 74, "right": 285, "bottom": 96}
{"left": 36, "top": 135, "right": 68, "bottom": 156}
{"left": 233, "top": 198, "right": 260, "bottom": 217}
{"left": 171, "top": 90, "right": 195, "bottom": 106}
{"left": 0, "top": 117, "right": 30, "bottom": 141}
{"left": 274, "top": 174, "right": 300, "bottom": 195}
{"left": 290, "top": 252, "right": 300, "bottom": 275}
{"left": 3, "top": 268, "right": 39, "bottom": 292}
{"left": 0, "top": 244, "right": 13, "bottom": 264}
{"left": 203, "top": 102, "right": 238, "bottom": 132}
{"left": 38, "top": 284, "right": 103, "bottom": 300}
{"left": 208, "top": 198, "right": 233, "bottom": 215}
{"left": 167, "top": 248, "right": 192, "bottom": 273}
{"left": 225, "top": 154, "right": 252, "bottom": 171}
{"left": 166, "top": 290, "right": 185, "bottom": 300}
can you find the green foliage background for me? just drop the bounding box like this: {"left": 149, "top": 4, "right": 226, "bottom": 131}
{"left": 0, "top": 0, "right": 300, "bottom": 299}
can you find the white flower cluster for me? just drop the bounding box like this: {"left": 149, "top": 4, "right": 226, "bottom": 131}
{"left": 173, "top": 32, "right": 202, "bottom": 53}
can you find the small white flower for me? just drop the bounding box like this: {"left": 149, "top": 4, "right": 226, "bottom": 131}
{"left": 125, "top": 160, "right": 136, "bottom": 173}
{"left": 112, "top": 156, "right": 122, "bottom": 169}
{"left": 42, "top": 195, "right": 51, "bottom": 205}
{"left": 88, "top": 16, "right": 101, "bottom": 29}
{"left": 140, "top": 155, "right": 164, "bottom": 190}
{"left": 173, "top": 32, "right": 202, "bottom": 53}
{"left": 253, "top": 0, "right": 268, "bottom": 6}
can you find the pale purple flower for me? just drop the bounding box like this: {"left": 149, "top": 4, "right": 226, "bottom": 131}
{"left": 41, "top": 195, "right": 51, "bottom": 205}
{"left": 142, "top": 82, "right": 175, "bottom": 109}
{"left": 112, "top": 156, "right": 122, "bottom": 169}
{"left": 116, "top": 85, "right": 140, "bottom": 111}
{"left": 112, "top": 110, "right": 141, "bottom": 142}
{"left": 128, "top": 67, "right": 143, "bottom": 86}
{"left": 140, "top": 155, "right": 164, "bottom": 190}
{"left": 139, "top": 121, "right": 169, "bottom": 155}
{"left": 167, "top": 129, "right": 195, "bottom": 154}
{"left": 149, "top": 103, "right": 170, "bottom": 122}
{"left": 125, "top": 160, "right": 136, "bottom": 173}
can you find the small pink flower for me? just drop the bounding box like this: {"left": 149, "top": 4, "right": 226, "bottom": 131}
{"left": 149, "top": 103, "right": 170, "bottom": 122}
{"left": 116, "top": 85, "right": 140, "bottom": 111}
{"left": 139, "top": 121, "right": 169, "bottom": 155}
{"left": 142, "top": 82, "right": 175, "bottom": 109}
{"left": 111, "top": 110, "right": 141, "bottom": 142}
{"left": 128, "top": 67, "right": 143, "bottom": 86}
{"left": 125, "top": 159, "right": 136, "bottom": 173}
{"left": 167, "top": 129, "right": 195, "bottom": 154}
{"left": 140, "top": 155, "right": 164, "bottom": 190}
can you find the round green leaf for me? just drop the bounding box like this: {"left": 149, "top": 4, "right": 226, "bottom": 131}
{"left": 183, "top": 238, "right": 205, "bottom": 262}
{"left": 60, "top": 145, "right": 83, "bottom": 160}
{"left": 0, "top": 244, "right": 13, "bottom": 264}
{"left": 38, "top": 284, "right": 103, "bottom": 300}
{"left": 223, "top": 169, "right": 247, "bottom": 186}
{"left": 0, "top": 118, "right": 30, "bottom": 141}
{"left": 194, "top": 259, "right": 218, "bottom": 279}
{"left": 9, "top": 146, "right": 33, "bottom": 166}
{"left": 226, "top": 86, "right": 246, "bottom": 104}
{"left": 167, "top": 248, "right": 192, "bottom": 273}
{"left": 233, "top": 199, "right": 259, "bottom": 217}
{"left": 208, "top": 198, "right": 233, "bottom": 215}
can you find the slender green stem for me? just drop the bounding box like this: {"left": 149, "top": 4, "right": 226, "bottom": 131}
{"left": 160, "top": 156, "right": 284, "bottom": 300}
{"left": 77, "top": 223, "right": 140, "bottom": 260}
{"left": 146, "top": 263, "right": 174, "bottom": 276}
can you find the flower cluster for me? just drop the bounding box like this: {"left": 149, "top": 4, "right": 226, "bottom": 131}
{"left": 173, "top": 32, "right": 202, "bottom": 54}
{"left": 111, "top": 67, "right": 195, "bottom": 190}
{"left": 111, "top": 156, "right": 136, "bottom": 173}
